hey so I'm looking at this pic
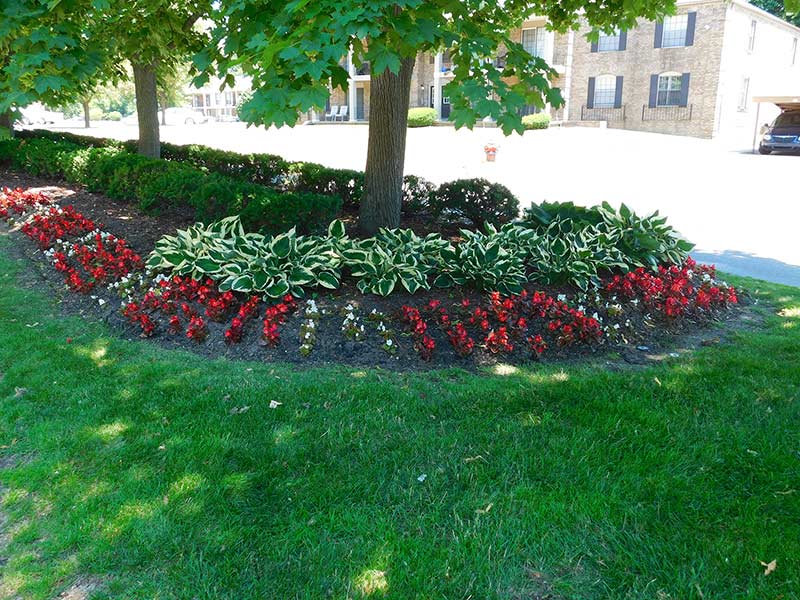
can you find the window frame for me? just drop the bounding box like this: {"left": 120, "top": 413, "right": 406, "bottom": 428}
{"left": 593, "top": 74, "right": 618, "bottom": 108}
{"left": 792, "top": 38, "right": 798, "bottom": 66}
{"left": 748, "top": 20, "right": 757, "bottom": 53}
{"left": 521, "top": 27, "right": 547, "bottom": 58}
{"left": 597, "top": 28, "right": 621, "bottom": 52}
{"left": 738, "top": 77, "right": 750, "bottom": 112}
{"left": 656, "top": 72, "right": 683, "bottom": 107}
{"left": 661, "top": 14, "right": 689, "bottom": 48}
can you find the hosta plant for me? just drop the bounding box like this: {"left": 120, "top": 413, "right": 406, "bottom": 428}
{"left": 435, "top": 229, "right": 527, "bottom": 295}
{"left": 342, "top": 228, "right": 450, "bottom": 296}
{"left": 147, "top": 217, "right": 343, "bottom": 298}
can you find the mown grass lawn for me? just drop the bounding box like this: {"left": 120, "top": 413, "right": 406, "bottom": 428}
{"left": 0, "top": 233, "right": 798, "bottom": 600}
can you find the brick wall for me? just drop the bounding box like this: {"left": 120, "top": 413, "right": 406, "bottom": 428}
{"left": 567, "top": 1, "right": 728, "bottom": 138}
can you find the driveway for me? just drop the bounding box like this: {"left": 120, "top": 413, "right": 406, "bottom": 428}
{"left": 44, "top": 121, "right": 800, "bottom": 287}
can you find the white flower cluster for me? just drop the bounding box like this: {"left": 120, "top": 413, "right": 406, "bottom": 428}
{"left": 299, "top": 299, "right": 321, "bottom": 357}
{"left": 341, "top": 303, "right": 366, "bottom": 341}
{"left": 369, "top": 308, "right": 397, "bottom": 354}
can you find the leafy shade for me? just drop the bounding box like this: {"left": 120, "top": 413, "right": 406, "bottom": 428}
{"left": 198, "top": 0, "right": 675, "bottom": 135}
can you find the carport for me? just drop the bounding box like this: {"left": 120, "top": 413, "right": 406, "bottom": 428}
{"left": 751, "top": 95, "right": 800, "bottom": 153}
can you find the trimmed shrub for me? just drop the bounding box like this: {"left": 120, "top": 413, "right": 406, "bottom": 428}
{"left": 522, "top": 113, "right": 551, "bottom": 130}
{"left": 407, "top": 107, "right": 436, "bottom": 128}
{"left": 12, "top": 138, "right": 80, "bottom": 177}
{"left": 401, "top": 175, "right": 436, "bottom": 216}
{"left": 0, "top": 127, "right": 11, "bottom": 141}
{"left": 288, "top": 162, "right": 364, "bottom": 209}
{"left": 0, "top": 138, "right": 20, "bottom": 165}
{"left": 9, "top": 136, "right": 340, "bottom": 232}
{"left": 89, "top": 107, "right": 104, "bottom": 122}
{"left": 239, "top": 190, "right": 341, "bottom": 235}
{"left": 105, "top": 111, "right": 123, "bottom": 121}
{"left": 430, "top": 178, "right": 519, "bottom": 226}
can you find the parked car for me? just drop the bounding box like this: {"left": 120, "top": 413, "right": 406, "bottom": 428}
{"left": 759, "top": 111, "right": 800, "bottom": 154}
{"left": 18, "top": 104, "right": 63, "bottom": 125}
{"left": 164, "top": 107, "right": 210, "bottom": 125}
{"left": 123, "top": 107, "right": 210, "bottom": 126}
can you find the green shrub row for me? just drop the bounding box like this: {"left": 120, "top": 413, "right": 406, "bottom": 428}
{"left": 522, "top": 113, "right": 551, "bottom": 130}
{"left": 14, "top": 129, "right": 521, "bottom": 226}
{"left": 1, "top": 137, "right": 341, "bottom": 235}
{"left": 407, "top": 107, "right": 437, "bottom": 127}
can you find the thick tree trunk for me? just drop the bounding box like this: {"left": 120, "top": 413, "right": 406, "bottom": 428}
{"left": 132, "top": 62, "right": 161, "bottom": 158}
{"left": 0, "top": 111, "right": 12, "bottom": 134}
{"left": 82, "top": 99, "right": 91, "bottom": 128}
{"left": 359, "top": 57, "right": 415, "bottom": 236}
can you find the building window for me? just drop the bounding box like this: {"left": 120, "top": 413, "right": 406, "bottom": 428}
{"left": 597, "top": 28, "right": 621, "bottom": 52}
{"left": 224, "top": 91, "right": 236, "bottom": 106}
{"left": 748, "top": 20, "right": 757, "bottom": 52}
{"left": 738, "top": 77, "right": 750, "bottom": 111}
{"left": 657, "top": 73, "right": 683, "bottom": 106}
{"left": 593, "top": 75, "right": 617, "bottom": 108}
{"left": 792, "top": 38, "right": 797, "bottom": 66}
{"left": 522, "top": 27, "right": 547, "bottom": 58}
{"left": 661, "top": 14, "right": 689, "bottom": 48}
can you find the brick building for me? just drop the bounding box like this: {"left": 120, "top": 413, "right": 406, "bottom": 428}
{"left": 325, "top": 0, "right": 799, "bottom": 140}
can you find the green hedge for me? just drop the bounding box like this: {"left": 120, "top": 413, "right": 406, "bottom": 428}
{"left": 13, "top": 129, "right": 523, "bottom": 227}
{"left": 522, "top": 113, "right": 551, "bottom": 130}
{"left": 5, "top": 137, "right": 340, "bottom": 235}
{"left": 408, "top": 107, "right": 436, "bottom": 128}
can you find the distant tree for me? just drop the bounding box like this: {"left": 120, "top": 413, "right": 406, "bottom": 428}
{"left": 0, "top": 1, "right": 209, "bottom": 155}
{"left": 750, "top": 0, "right": 800, "bottom": 26}
{"left": 157, "top": 65, "right": 190, "bottom": 126}
{"left": 199, "top": 0, "right": 679, "bottom": 235}
{"left": 0, "top": 0, "right": 116, "bottom": 134}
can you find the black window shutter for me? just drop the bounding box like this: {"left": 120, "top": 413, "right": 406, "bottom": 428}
{"left": 679, "top": 73, "right": 691, "bottom": 107}
{"left": 614, "top": 76, "right": 624, "bottom": 109}
{"left": 619, "top": 30, "right": 628, "bottom": 51}
{"left": 587, "top": 77, "right": 596, "bottom": 109}
{"left": 591, "top": 39, "right": 599, "bottom": 52}
{"left": 685, "top": 12, "right": 697, "bottom": 46}
{"left": 649, "top": 74, "right": 659, "bottom": 108}
{"left": 654, "top": 22, "right": 663, "bottom": 48}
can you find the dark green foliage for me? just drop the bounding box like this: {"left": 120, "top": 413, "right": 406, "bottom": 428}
{"left": 239, "top": 190, "right": 341, "bottom": 235}
{"left": 523, "top": 201, "right": 604, "bottom": 228}
{"left": 11, "top": 138, "right": 80, "bottom": 178}
{"left": 430, "top": 178, "right": 519, "bottom": 226}
{"left": 0, "top": 138, "right": 20, "bottom": 164}
{"left": 288, "top": 162, "right": 365, "bottom": 210}
{"left": 401, "top": 175, "right": 436, "bottom": 216}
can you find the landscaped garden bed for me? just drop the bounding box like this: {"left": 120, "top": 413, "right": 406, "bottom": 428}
{"left": 0, "top": 160, "right": 745, "bottom": 370}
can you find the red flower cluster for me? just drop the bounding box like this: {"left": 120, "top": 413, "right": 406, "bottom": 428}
{"left": 186, "top": 315, "right": 208, "bottom": 342}
{"left": 0, "top": 187, "right": 50, "bottom": 219}
{"left": 425, "top": 300, "right": 475, "bottom": 357}
{"left": 225, "top": 295, "right": 261, "bottom": 344}
{"left": 527, "top": 334, "right": 547, "bottom": 356}
{"left": 123, "top": 302, "right": 156, "bottom": 337}
{"left": 485, "top": 326, "right": 513, "bottom": 353}
{"left": 21, "top": 206, "right": 96, "bottom": 249}
{"left": 605, "top": 257, "right": 737, "bottom": 318}
{"left": 400, "top": 305, "right": 435, "bottom": 360}
{"left": 262, "top": 295, "right": 297, "bottom": 346}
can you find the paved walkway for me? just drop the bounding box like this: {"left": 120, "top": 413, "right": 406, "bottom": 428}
{"left": 44, "top": 122, "right": 800, "bottom": 287}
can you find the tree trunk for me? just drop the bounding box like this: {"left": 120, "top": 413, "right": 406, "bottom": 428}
{"left": 132, "top": 61, "right": 161, "bottom": 158}
{"left": 0, "top": 111, "right": 12, "bottom": 134}
{"left": 359, "top": 57, "right": 415, "bottom": 236}
{"left": 82, "top": 99, "right": 91, "bottom": 128}
{"left": 159, "top": 91, "right": 167, "bottom": 126}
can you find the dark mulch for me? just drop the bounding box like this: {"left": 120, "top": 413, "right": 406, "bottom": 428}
{"left": 0, "top": 169, "right": 758, "bottom": 372}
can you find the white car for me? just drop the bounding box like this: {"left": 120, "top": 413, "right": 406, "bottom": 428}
{"left": 123, "top": 107, "right": 210, "bottom": 126}
{"left": 19, "top": 104, "right": 63, "bottom": 125}
{"left": 164, "top": 107, "right": 210, "bottom": 125}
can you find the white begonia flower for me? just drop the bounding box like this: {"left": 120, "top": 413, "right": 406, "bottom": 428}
{"left": 386, "top": 339, "right": 393, "bottom": 346}
{"left": 557, "top": 294, "right": 567, "bottom": 302}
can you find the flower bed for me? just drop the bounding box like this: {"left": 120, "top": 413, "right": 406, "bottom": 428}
{"left": 0, "top": 185, "right": 742, "bottom": 369}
